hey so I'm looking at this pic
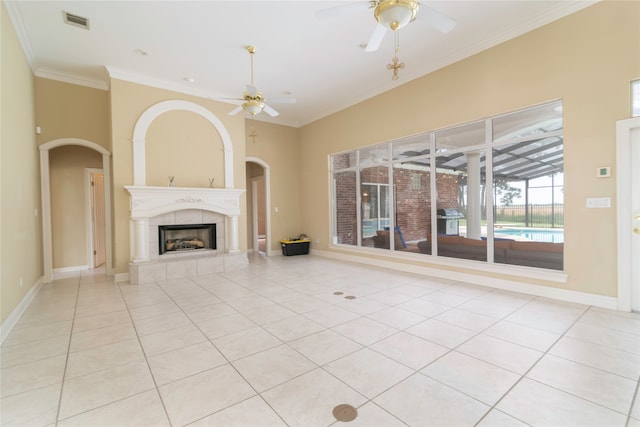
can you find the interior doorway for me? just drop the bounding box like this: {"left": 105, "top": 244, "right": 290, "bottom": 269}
{"left": 87, "top": 169, "right": 106, "bottom": 268}
{"left": 616, "top": 117, "right": 640, "bottom": 312}
{"left": 246, "top": 158, "right": 271, "bottom": 255}
{"left": 253, "top": 176, "right": 266, "bottom": 254}
{"left": 40, "top": 139, "right": 113, "bottom": 282}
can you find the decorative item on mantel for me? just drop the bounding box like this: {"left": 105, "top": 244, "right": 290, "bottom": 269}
{"left": 209, "top": 178, "right": 215, "bottom": 188}
{"left": 168, "top": 176, "right": 175, "bottom": 187}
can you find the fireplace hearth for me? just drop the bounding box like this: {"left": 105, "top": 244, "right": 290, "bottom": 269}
{"left": 159, "top": 223, "right": 216, "bottom": 255}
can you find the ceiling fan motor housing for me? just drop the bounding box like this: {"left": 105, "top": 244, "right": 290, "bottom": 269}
{"left": 374, "top": 0, "right": 419, "bottom": 31}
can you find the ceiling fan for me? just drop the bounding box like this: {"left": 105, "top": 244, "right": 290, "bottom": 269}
{"left": 316, "top": 0, "right": 456, "bottom": 53}
{"left": 225, "top": 46, "right": 295, "bottom": 118}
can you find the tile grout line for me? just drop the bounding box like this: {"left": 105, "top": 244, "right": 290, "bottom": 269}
{"left": 297, "top": 282, "right": 496, "bottom": 425}
{"left": 53, "top": 276, "right": 81, "bottom": 427}
{"left": 625, "top": 378, "right": 640, "bottom": 427}
{"left": 153, "top": 276, "right": 292, "bottom": 427}
{"left": 55, "top": 278, "right": 166, "bottom": 424}
{"left": 192, "top": 274, "right": 417, "bottom": 425}
{"left": 472, "top": 303, "right": 593, "bottom": 426}
{"left": 116, "top": 280, "right": 174, "bottom": 426}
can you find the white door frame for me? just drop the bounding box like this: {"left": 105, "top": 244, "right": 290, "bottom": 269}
{"left": 246, "top": 157, "right": 272, "bottom": 255}
{"left": 85, "top": 168, "right": 104, "bottom": 268}
{"left": 251, "top": 177, "right": 263, "bottom": 252}
{"left": 616, "top": 117, "right": 640, "bottom": 311}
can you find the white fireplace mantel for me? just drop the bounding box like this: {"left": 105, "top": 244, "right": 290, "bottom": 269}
{"left": 125, "top": 185, "right": 245, "bottom": 262}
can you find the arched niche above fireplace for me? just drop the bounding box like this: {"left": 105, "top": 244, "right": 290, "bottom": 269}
{"left": 131, "top": 100, "right": 235, "bottom": 188}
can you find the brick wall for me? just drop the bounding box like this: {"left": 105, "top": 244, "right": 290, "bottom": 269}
{"left": 334, "top": 167, "right": 460, "bottom": 245}
{"left": 335, "top": 171, "right": 357, "bottom": 245}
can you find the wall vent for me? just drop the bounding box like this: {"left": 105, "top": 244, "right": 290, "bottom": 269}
{"left": 63, "top": 11, "right": 90, "bottom": 30}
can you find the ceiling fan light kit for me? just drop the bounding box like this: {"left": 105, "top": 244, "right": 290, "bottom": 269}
{"left": 224, "top": 45, "right": 295, "bottom": 118}
{"left": 318, "top": 0, "right": 455, "bottom": 81}
{"left": 372, "top": 0, "right": 419, "bottom": 80}
{"left": 374, "top": 0, "right": 419, "bottom": 31}
{"left": 243, "top": 99, "right": 264, "bottom": 116}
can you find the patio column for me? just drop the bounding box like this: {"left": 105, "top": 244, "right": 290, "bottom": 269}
{"left": 466, "top": 151, "right": 482, "bottom": 240}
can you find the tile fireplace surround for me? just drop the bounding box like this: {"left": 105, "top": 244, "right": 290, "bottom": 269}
{"left": 125, "top": 185, "right": 247, "bottom": 284}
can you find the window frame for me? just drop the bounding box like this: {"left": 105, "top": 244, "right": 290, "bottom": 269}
{"left": 330, "top": 100, "right": 564, "bottom": 273}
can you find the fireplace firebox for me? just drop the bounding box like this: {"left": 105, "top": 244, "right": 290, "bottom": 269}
{"left": 159, "top": 223, "right": 216, "bottom": 255}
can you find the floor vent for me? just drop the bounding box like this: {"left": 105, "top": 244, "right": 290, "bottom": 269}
{"left": 63, "top": 11, "right": 90, "bottom": 30}
{"left": 333, "top": 404, "right": 358, "bottom": 422}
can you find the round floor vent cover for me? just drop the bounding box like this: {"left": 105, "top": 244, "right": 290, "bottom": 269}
{"left": 333, "top": 404, "right": 358, "bottom": 422}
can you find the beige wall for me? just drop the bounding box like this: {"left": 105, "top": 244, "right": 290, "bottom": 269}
{"left": 245, "top": 121, "right": 302, "bottom": 252}
{"left": 299, "top": 1, "right": 640, "bottom": 297}
{"left": 109, "top": 79, "right": 247, "bottom": 273}
{"left": 2, "top": 0, "right": 637, "bottom": 325}
{"left": 34, "top": 78, "right": 110, "bottom": 150}
{"left": 33, "top": 77, "right": 110, "bottom": 273}
{"left": 146, "top": 110, "right": 225, "bottom": 188}
{"left": 1, "top": 2, "right": 42, "bottom": 323}
{"left": 49, "top": 146, "right": 102, "bottom": 268}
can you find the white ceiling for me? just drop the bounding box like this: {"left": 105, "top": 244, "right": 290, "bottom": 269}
{"left": 6, "top": 0, "right": 596, "bottom": 128}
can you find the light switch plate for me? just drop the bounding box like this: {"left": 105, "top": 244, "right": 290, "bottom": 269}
{"left": 586, "top": 197, "right": 611, "bottom": 208}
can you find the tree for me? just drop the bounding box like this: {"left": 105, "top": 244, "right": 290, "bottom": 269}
{"left": 494, "top": 178, "right": 521, "bottom": 206}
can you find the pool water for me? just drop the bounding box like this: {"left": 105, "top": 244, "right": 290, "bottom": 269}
{"left": 495, "top": 227, "right": 564, "bottom": 243}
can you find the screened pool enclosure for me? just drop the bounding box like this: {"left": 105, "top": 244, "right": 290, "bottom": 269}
{"left": 331, "top": 100, "right": 564, "bottom": 270}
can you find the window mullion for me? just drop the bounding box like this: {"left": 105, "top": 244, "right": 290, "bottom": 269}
{"left": 356, "top": 150, "right": 362, "bottom": 247}
{"left": 388, "top": 144, "right": 395, "bottom": 251}
{"left": 430, "top": 132, "right": 437, "bottom": 256}
{"left": 485, "top": 118, "right": 495, "bottom": 263}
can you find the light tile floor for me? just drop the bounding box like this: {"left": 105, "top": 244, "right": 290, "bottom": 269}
{"left": 2, "top": 255, "right": 639, "bottom": 426}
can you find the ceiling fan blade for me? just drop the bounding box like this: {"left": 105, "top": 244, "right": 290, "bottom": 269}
{"left": 315, "top": 2, "right": 369, "bottom": 20}
{"left": 262, "top": 104, "right": 280, "bottom": 117}
{"left": 214, "top": 98, "right": 244, "bottom": 105}
{"left": 246, "top": 85, "right": 258, "bottom": 97}
{"left": 419, "top": 4, "right": 457, "bottom": 33}
{"left": 229, "top": 105, "right": 244, "bottom": 116}
{"left": 268, "top": 97, "right": 296, "bottom": 104}
{"left": 365, "top": 23, "right": 387, "bottom": 52}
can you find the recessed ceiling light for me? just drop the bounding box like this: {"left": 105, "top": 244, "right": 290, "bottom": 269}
{"left": 134, "top": 49, "right": 148, "bottom": 56}
{"left": 183, "top": 77, "right": 195, "bottom": 84}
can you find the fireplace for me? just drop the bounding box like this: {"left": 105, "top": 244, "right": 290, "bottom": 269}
{"left": 124, "top": 186, "right": 247, "bottom": 284}
{"left": 158, "top": 223, "right": 216, "bottom": 255}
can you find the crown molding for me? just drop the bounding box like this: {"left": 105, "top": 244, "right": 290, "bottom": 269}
{"left": 105, "top": 66, "right": 301, "bottom": 128}
{"left": 3, "top": 0, "right": 38, "bottom": 72}
{"left": 106, "top": 66, "right": 211, "bottom": 99}
{"left": 35, "top": 67, "right": 109, "bottom": 91}
{"left": 301, "top": 0, "right": 600, "bottom": 128}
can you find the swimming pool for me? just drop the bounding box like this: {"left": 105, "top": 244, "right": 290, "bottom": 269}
{"left": 495, "top": 227, "right": 564, "bottom": 243}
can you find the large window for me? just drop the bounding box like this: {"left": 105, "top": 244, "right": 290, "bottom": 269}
{"left": 330, "top": 100, "right": 564, "bottom": 270}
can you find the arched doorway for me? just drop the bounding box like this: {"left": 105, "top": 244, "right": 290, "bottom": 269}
{"left": 40, "top": 138, "right": 113, "bottom": 282}
{"left": 246, "top": 157, "right": 271, "bottom": 255}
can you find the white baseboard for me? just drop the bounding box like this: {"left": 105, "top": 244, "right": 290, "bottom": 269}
{"left": 53, "top": 265, "right": 89, "bottom": 279}
{"left": 312, "top": 249, "right": 618, "bottom": 310}
{"left": 114, "top": 273, "right": 130, "bottom": 283}
{"left": 1, "top": 276, "right": 44, "bottom": 344}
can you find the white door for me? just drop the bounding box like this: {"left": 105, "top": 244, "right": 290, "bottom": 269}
{"left": 91, "top": 172, "right": 106, "bottom": 268}
{"left": 617, "top": 117, "right": 640, "bottom": 312}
